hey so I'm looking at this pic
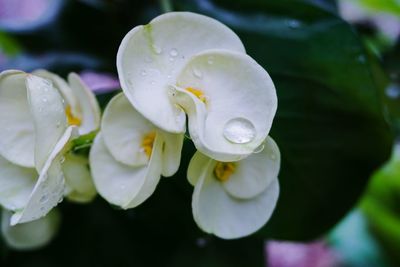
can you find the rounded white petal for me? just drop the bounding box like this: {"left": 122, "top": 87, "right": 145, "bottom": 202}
{"left": 102, "top": 93, "right": 156, "bottom": 167}
{"left": 90, "top": 133, "right": 162, "bottom": 209}
{"left": 0, "top": 70, "right": 35, "bottom": 167}
{"left": 117, "top": 12, "right": 245, "bottom": 133}
{"left": 26, "top": 74, "right": 68, "bottom": 172}
{"left": 68, "top": 73, "right": 101, "bottom": 134}
{"left": 159, "top": 131, "right": 184, "bottom": 177}
{"left": 33, "top": 69, "right": 79, "bottom": 114}
{"left": 173, "top": 50, "right": 277, "bottom": 162}
{"left": 1, "top": 209, "right": 60, "bottom": 250}
{"left": 192, "top": 165, "right": 280, "bottom": 239}
{"left": 0, "top": 155, "right": 36, "bottom": 211}
{"left": 187, "top": 151, "right": 212, "bottom": 186}
{"left": 10, "top": 127, "right": 76, "bottom": 225}
{"left": 223, "top": 136, "right": 280, "bottom": 199}
{"left": 62, "top": 153, "right": 96, "bottom": 203}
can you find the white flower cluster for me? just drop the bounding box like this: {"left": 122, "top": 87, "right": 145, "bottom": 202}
{"left": 0, "top": 12, "right": 280, "bottom": 248}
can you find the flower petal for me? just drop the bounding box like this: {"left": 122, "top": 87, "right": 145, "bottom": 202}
{"left": 117, "top": 12, "right": 245, "bottom": 133}
{"left": 172, "top": 50, "right": 277, "bottom": 162}
{"left": 26, "top": 74, "right": 68, "bottom": 172}
{"left": 102, "top": 93, "right": 156, "bottom": 167}
{"left": 90, "top": 133, "right": 163, "bottom": 209}
{"left": 159, "top": 131, "right": 184, "bottom": 177}
{"left": 0, "top": 155, "right": 36, "bottom": 211}
{"left": 1, "top": 209, "right": 60, "bottom": 250}
{"left": 0, "top": 70, "right": 35, "bottom": 167}
{"left": 62, "top": 153, "right": 96, "bottom": 203}
{"left": 10, "top": 126, "right": 76, "bottom": 225}
{"left": 187, "top": 151, "right": 211, "bottom": 186}
{"left": 32, "top": 69, "right": 79, "bottom": 114}
{"left": 190, "top": 157, "right": 280, "bottom": 239}
{"left": 223, "top": 136, "right": 280, "bottom": 199}
{"left": 68, "top": 73, "right": 101, "bottom": 134}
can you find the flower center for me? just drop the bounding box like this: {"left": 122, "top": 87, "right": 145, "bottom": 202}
{"left": 185, "top": 87, "right": 207, "bottom": 103}
{"left": 141, "top": 132, "right": 156, "bottom": 159}
{"left": 65, "top": 105, "right": 82, "bottom": 126}
{"left": 213, "top": 162, "right": 236, "bottom": 182}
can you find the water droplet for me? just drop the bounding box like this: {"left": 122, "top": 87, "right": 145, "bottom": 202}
{"left": 38, "top": 107, "right": 43, "bottom": 112}
{"left": 287, "top": 19, "right": 301, "bottom": 29}
{"left": 169, "top": 48, "right": 178, "bottom": 57}
{"left": 223, "top": 118, "right": 256, "bottom": 144}
{"left": 253, "top": 144, "right": 265, "bottom": 154}
{"left": 169, "top": 57, "right": 175, "bottom": 62}
{"left": 58, "top": 196, "right": 63, "bottom": 204}
{"left": 270, "top": 153, "right": 277, "bottom": 160}
{"left": 386, "top": 84, "right": 400, "bottom": 99}
{"left": 193, "top": 67, "right": 203, "bottom": 79}
{"left": 150, "top": 80, "right": 156, "bottom": 85}
{"left": 39, "top": 195, "right": 48, "bottom": 204}
{"left": 152, "top": 44, "right": 162, "bottom": 54}
{"left": 56, "top": 121, "right": 61, "bottom": 128}
{"left": 140, "top": 70, "right": 147, "bottom": 76}
{"left": 128, "top": 78, "right": 134, "bottom": 86}
{"left": 42, "top": 98, "right": 48, "bottom": 103}
{"left": 60, "top": 156, "right": 66, "bottom": 164}
{"left": 40, "top": 207, "right": 45, "bottom": 212}
{"left": 120, "top": 184, "right": 126, "bottom": 190}
{"left": 207, "top": 57, "right": 214, "bottom": 65}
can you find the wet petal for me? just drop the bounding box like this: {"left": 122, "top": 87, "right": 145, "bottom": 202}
{"left": 0, "top": 155, "right": 36, "bottom": 211}
{"left": 0, "top": 70, "right": 35, "bottom": 167}
{"left": 10, "top": 127, "right": 76, "bottom": 225}
{"left": 1, "top": 209, "right": 60, "bottom": 250}
{"left": 192, "top": 162, "right": 279, "bottom": 239}
{"left": 159, "top": 131, "right": 184, "bottom": 177}
{"left": 62, "top": 153, "right": 96, "bottom": 203}
{"left": 102, "top": 93, "right": 156, "bottom": 167}
{"left": 68, "top": 73, "right": 101, "bottom": 134}
{"left": 26, "top": 74, "right": 68, "bottom": 172}
{"left": 32, "top": 69, "right": 78, "bottom": 112}
{"left": 223, "top": 136, "right": 280, "bottom": 199}
{"left": 90, "top": 133, "right": 163, "bottom": 209}
{"left": 117, "top": 12, "right": 245, "bottom": 133}
{"left": 172, "top": 50, "right": 277, "bottom": 162}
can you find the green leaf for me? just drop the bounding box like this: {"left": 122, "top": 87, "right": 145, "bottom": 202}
{"left": 175, "top": 0, "right": 393, "bottom": 240}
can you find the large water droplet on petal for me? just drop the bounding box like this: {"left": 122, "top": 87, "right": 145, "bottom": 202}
{"left": 223, "top": 118, "right": 256, "bottom": 144}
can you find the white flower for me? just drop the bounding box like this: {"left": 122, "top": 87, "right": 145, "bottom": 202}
{"left": 89, "top": 93, "right": 183, "bottom": 209}
{"left": 0, "top": 70, "right": 98, "bottom": 225}
{"left": 188, "top": 137, "right": 280, "bottom": 239}
{"left": 1, "top": 208, "right": 60, "bottom": 250}
{"left": 117, "top": 12, "right": 277, "bottom": 162}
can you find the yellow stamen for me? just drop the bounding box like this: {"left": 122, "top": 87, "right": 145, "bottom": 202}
{"left": 213, "top": 162, "right": 236, "bottom": 182}
{"left": 185, "top": 87, "right": 207, "bottom": 103}
{"left": 65, "top": 105, "right": 81, "bottom": 126}
{"left": 141, "top": 132, "right": 156, "bottom": 159}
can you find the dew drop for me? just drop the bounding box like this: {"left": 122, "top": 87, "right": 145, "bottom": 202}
{"left": 127, "top": 78, "right": 134, "bottom": 86}
{"left": 60, "top": 156, "right": 66, "bottom": 164}
{"left": 40, "top": 207, "right": 45, "bottom": 212}
{"left": 193, "top": 67, "right": 203, "bottom": 79}
{"left": 140, "top": 70, "right": 147, "bottom": 76}
{"left": 42, "top": 97, "right": 48, "bottom": 103}
{"left": 145, "top": 56, "right": 153, "bottom": 63}
{"left": 270, "top": 153, "right": 277, "bottom": 160}
{"left": 39, "top": 195, "right": 48, "bottom": 204}
{"left": 207, "top": 57, "right": 214, "bottom": 65}
{"left": 152, "top": 44, "right": 162, "bottom": 54}
{"left": 169, "top": 57, "right": 175, "bottom": 62}
{"left": 223, "top": 118, "right": 256, "bottom": 144}
{"left": 150, "top": 80, "right": 156, "bottom": 85}
{"left": 169, "top": 48, "right": 178, "bottom": 57}
{"left": 253, "top": 143, "right": 265, "bottom": 154}
{"left": 56, "top": 121, "right": 61, "bottom": 128}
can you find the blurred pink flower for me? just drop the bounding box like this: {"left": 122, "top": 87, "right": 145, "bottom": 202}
{"left": 266, "top": 240, "right": 340, "bottom": 267}
{"left": 79, "top": 71, "right": 120, "bottom": 93}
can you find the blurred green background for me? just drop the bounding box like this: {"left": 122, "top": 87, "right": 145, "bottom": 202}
{"left": 1, "top": 0, "right": 400, "bottom": 266}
